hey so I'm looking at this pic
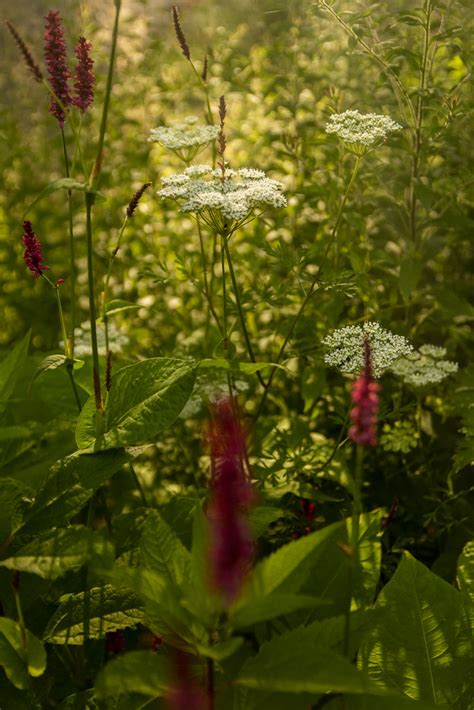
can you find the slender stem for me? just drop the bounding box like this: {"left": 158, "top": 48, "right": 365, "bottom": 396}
{"left": 85, "top": 195, "right": 102, "bottom": 411}
{"left": 60, "top": 127, "right": 76, "bottom": 359}
{"left": 343, "top": 445, "right": 364, "bottom": 657}
{"left": 130, "top": 463, "right": 148, "bottom": 507}
{"left": 207, "top": 657, "right": 215, "bottom": 710}
{"left": 197, "top": 217, "right": 222, "bottom": 335}
{"left": 89, "top": 0, "right": 122, "bottom": 190}
{"left": 12, "top": 573, "right": 27, "bottom": 653}
{"left": 102, "top": 215, "right": 128, "bottom": 362}
{"left": 254, "top": 157, "right": 361, "bottom": 422}
{"left": 223, "top": 236, "right": 265, "bottom": 388}
{"left": 408, "top": 0, "right": 433, "bottom": 248}
{"left": 220, "top": 233, "right": 229, "bottom": 355}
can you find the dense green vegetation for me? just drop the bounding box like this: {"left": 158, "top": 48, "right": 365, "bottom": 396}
{"left": 0, "top": 0, "right": 473, "bottom": 707}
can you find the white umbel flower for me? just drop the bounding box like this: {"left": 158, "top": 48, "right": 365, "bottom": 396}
{"left": 325, "top": 110, "right": 402, "bottom": 155}
{"left": 60, "top": 321, "right": 129, "bottom": 358}
{"left": 390, "top": 344, "right": 458, "bottom": 386}
{"left": 148, "top": 116, "right": 219, "bottom": 163}
{"left": 158, "top": 165, "right": 287, "bottom": 233}
{"left": 323, "top": 321, "right": 413, "bottom": 377}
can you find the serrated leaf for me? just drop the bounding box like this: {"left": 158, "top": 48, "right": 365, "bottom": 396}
{"left": 44, "top": 585, "right": 145, "bottom": 644}
{"left": 95, "top": 650, "right": 169, "bottom": 699}
{"left": 358, "top": 552, "right": 473, "bottom": 706}
{"left": 76, "top": 358, "right": 197, "bottom": 450}
{"left": 0, "top": 618, "right": 46, "bottom": 690}
{"left": 0, "top": 526, "right": 113, "bottom": 580}
{"left": 140, "top": 510, "right": 190, "bottom": 588}
{"left": 0, "top": 479, "right": 34, "bottom": 540}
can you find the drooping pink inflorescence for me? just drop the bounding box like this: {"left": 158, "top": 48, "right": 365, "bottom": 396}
{"left": 44, "top": 10, "right": 72, "bottom": 126}
{"left": 165, "top": 650, "right": 207, "bottom": 710}
{"left": 349, "top": 337, "right": 380, "bottom": 447}
{"left": 207, "top": 396, "right": 254, "bottom": 603}
{"left": 73, "top": 36, "right": 94, "bottom": 113}
{"left": 22, "top": 220, "right": 49, "bottom": 277}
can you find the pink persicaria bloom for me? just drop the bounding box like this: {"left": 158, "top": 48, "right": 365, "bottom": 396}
{"left": 44, "top": 10, "right": 72, "bottom": 126}
{"left": 22, "top": 221, "right": 49, "bottom": 277}
{"left": 73, "top": 36, "right": 94, "bottom": 113}
{"left": 349, "top": 337, "right": 380, "bottom": 447}
{"left": 207, "top": 396, "right": 254, "bottom": 604}
{"left": 165, "top": 650, "right": 207, "bottom": 710}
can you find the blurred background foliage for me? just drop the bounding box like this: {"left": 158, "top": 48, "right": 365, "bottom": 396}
{"left": 0, "top": 0, "right": 473, "bottom": 576}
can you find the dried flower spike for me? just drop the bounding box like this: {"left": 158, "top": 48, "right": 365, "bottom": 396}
{"left": 126, "top": 182, "right": 152, "bottom": 218}
{"left": 5, "top": 21, "right": 43, "bottom": 83}
{"left": 171, "top": 6, "right": 190, "bottom": 61}
{"left": 349, "top": 337, "right": 380, "bottom": 447}
{"left": 44, "top": 10, "right": 72, "bottom": 126}
{"left": 22, "top": 220, "right": 49, "bottom": 277}
{"left": 207, "top": 396, "right": 254, "bottom": 603}
{"left": 73, "top": 36, "right": 94, "bottom": 113}
{"left": 201, "top": 54, "right": 208, "bottom": 83}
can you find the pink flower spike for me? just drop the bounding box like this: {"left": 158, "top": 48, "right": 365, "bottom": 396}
{"left": 22, "top": 220, "right": 49, "bottom": 278}
{"left": 44, "top": 10, "right": 72, "bottom": 126}
{"left": 349, "top": 337, "right": 380, "bottom": 447}
{"left": 73, "top": 36, "right": 94, "bottom": 113}
{"left": 165, "top": 650, "right": 207, "bottom": 710}
{"left": 207, "top": 396, "right": 254, "bottom": 604}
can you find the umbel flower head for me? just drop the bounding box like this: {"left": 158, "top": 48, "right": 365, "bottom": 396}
{"left": 22, "top": 220, "right": 49, "bottom": 277}
{"left": 349, "top": 337, "right": 380, "bottom": 447}
{"left": 390, "top": 344, "right": 458, "bottom": 387}
{"left": 44, "top": 10, "right": 72, "bottom": 126}
{"left": 207, "top": 396, "right": 254, "bottom": 604}
{"left": 323, "top": 321, "right": 413, "bottom": 378}
{"left": 148, "top": 116, "right": 219, "bottom": 163}
{"left": 325, "top": 110, "right": 402, "bottom": 155}
{"left": 73, "top": 36, "right": 94, "bottom": 113}
{"left": 158, "top": 165, "right": 287, "bottom": 233}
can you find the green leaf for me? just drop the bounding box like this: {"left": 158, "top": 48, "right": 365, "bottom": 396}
{"left": 0, "top": 618, "right": 46, "bottom": 690}
{"left": 236, "top": 625, "right": 388, "bottom": 696}
{"left": 399, "top": 257, "right": 422, "bottom": 299}
{"left": 248, "top": 506, "right": 284, "bottom": 539}
{"left": 457, "top": 540, "right": 474, "bottom": 603}
{"left": 104, "top": 299, "right": 140, "bottom": 317}
{"left": 0, "top": 526, "right": 113, "bottom": 580}
{"left": 76, "top": 358, "right": 197, "bottom": 450}
{"left": 0, "top": 426, "right": 32, "bottom": 442}
{"left": 358, "top": 552, "right": 473, "bottom": 706}
{"left": 0, "top": 331, "right": 30, "bottom": 416}
{"left": 95, "top": 650, "right": 169, "bottom": 699}
{"left": 0, "top": 479, "right": 33, "bottom": 540}
{"left": 44, "top": 585, "right": 145, "bottom": 644}
{"left": 196, "top": 637, "right": 243, "bottom": 660}
{"left": 231, "top": 593, "right": 327, "bottom": 628}
{"left": 22, "top": 178, "right": 105, "bottom": 217}
{"left": 140, "top": 510, "right": 190, "bottom": 588}
{"left": 199, "top": 358, "right": 285, "bottom": 374}
{"left": 31, "top": 354, "right": 84, "bottom": 384}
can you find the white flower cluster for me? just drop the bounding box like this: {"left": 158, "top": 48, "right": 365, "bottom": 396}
{"left": 148, "top": 116, "right": 219, "bottom": 162}
{"left": 322, "top": 321, "right": 413, "bottom": 378}
{"left": 61, "top": 321, "right": 129, "bottom": 358}
{"left": 390, "top": 344, "right": 458, "bottom": 387}
{"left": 158, "top": 165, "right": 287, "bottom": 231}
{"left": 325, "top": 110, "right": 402, "bottom": 154}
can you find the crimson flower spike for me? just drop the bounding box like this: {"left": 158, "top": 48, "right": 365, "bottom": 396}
{"left": 22, "top": 220, "right": 49, "bottom": 278}
{"left": 349, "top": 336, "right": 380, "bottom": 447}
{"left": 44, "top": 10, "right": 72, "bottom": 126}
{"left": 73, "top": 36, "right": 95, "bottom": 113}
{"left": 207, "top": 396, "right": 254, "bottom": 604}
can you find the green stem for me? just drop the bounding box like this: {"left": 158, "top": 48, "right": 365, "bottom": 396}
{"left": 197, "top": 217, "right": 222, "bottom": 336}
{"left": 343, "top": 445, "right": 364, "bottom": 657}
{"left": 220, "top": 233, "right": 229, "bottom": 355}
{"left": 223, "top": 236, "right": 265, "bottom": 388}
{"left": 60, "top": 127, "right": 76, "bottom": 359}
{"left": 254, "top": 156, "right": 361, "bottom": 422}
{"left": 130, "top": 463, "right": 148, "bottom": 507}
{"left": 12, "top": 573, "right": 27, "bottom": 653}
{"left": 85, "top": 195, "right": 102, "bottom": 412}
{"left": 103, "top": 215, "right": 128, "bottom": 361}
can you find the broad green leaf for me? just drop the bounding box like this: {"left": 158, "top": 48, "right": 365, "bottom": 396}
{"left": 23, "top": 178, "right": 105, "bottom": 216}
{"left": 140, "top": 510, "right": 190, "bottom": 588}
{"left": 0, "top": 426, "right": 32, "bottom": 441}
{"left": 457, "top": 540, "right": 474, "bottom": 603}
{"left": 400, "top": 257, "right": 422, "bottom": 300}
{"left": 76, "top": 358, "right": 197, "bottom": 450}
{"left": 0, "top": 618, "right": 46, "bottom": 690}
{"left": 196, "top": 637, "right": 243, "bottom": 660}
{"left": 326, "top": 696, "right": 448, "bottom": 710}
{"left": 358, "top": 552, "right": 473, "bottom": 706}
{"left": 0, "top": 479, "right": 33, "bottom": 541}
{"left": 248, "top": 506, "right": 284, "bottom": 538}
{"left": 199, "top": 358, "right": 285, "bottom": 374}
{"left": 236, "top": 626, "right": 388, "bottom": 696}
{"left": 0, "top": 526, "right": 113, "bottom": 579}
{"left": 231, "top": 593, "right": 327, "bottom": 628}
{"left": 44, "top": 585, "right": 145, "bottom": 644}
{"left": 31, "top": 354, "right": 84, "bottom": 384}
{"left": 95, "top": 650, "right": 169, "bottom": 699}
{"left": 0, "top": 331, "right": 30, "bottom": 416}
